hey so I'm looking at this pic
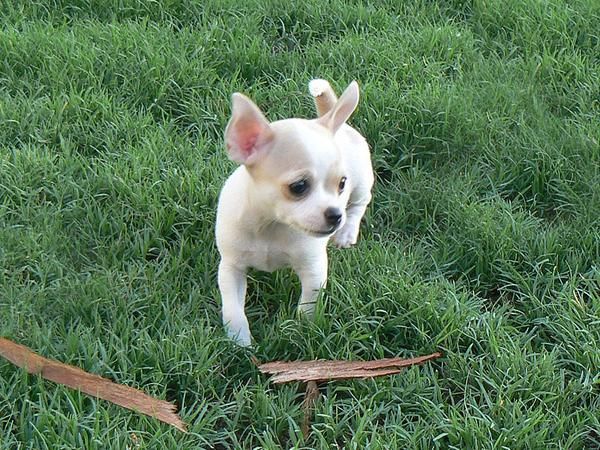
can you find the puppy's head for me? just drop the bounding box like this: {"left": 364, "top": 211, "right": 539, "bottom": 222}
{"left": 224, "top": 82, "right": 359, "bottom": 237}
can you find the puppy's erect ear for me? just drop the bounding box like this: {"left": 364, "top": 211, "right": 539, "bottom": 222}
{"left": 224, "top": 93, "right": 274, "bottom": 165}
{"left": 316, "top": 81, "right": 359, "bottom": 133}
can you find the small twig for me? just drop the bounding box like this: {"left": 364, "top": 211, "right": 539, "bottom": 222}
{"left": 301, "top": 380, "right": 320, "bottom": 437}
{"left": 0, "top": 338, "right": 186, "bottom": 432}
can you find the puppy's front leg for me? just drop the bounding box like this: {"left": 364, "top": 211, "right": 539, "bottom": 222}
{"left": 218, "top": 261, "right": 252, "bottom": 346}
{"left": 334, "top": 198, "right": 370, "bottom": 248}
{"left": 295, "top": 251, "right": 328, "bottom": 317}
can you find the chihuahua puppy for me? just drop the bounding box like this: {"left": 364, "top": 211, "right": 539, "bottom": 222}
{"left": 215, "top": 79, "right": 374, "bottom": 346}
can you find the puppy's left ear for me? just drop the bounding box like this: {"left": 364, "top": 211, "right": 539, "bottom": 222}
{"left": 317, "top": 81, "right": 359, "bottom": 133}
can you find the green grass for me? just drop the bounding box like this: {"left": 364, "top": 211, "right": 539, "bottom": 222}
{"left": 1, "top": 0, "right": 599, "bottom": 448}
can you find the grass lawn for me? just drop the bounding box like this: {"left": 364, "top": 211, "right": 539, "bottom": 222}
{"left": 1, "top": 0, "right": 599, "bottom": 448}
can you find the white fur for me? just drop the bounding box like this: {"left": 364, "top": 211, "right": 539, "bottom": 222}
{"left": 308, "top": 79, "right": 329, "bottom": 97}
{"left": 216, "top": 80, "right": 374, "bottom": 346}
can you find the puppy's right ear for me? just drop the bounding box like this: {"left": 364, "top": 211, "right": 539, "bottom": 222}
{"left": 224, "top": 93, "right": 274, "bottom": 165}
{"left": 316, "top": 81, "right": 359, "bottom": 133}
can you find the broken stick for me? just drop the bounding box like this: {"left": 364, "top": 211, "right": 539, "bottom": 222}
{"left": 258, "top": 352, "right": 442, "bottom": 437}
{"left": 258, "top": 352, "right": 442, "bottom": 384}
{"left": 0, "top": 338, "right": 186, "bottom": 432}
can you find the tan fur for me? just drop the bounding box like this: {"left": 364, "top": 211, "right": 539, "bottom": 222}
{"left": 309, "top": 79, "right": 338, "bottom": 117}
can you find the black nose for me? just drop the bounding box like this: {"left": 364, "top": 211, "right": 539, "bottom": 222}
{"left": 324, "top": 207, "right": 343, "bottom": 227}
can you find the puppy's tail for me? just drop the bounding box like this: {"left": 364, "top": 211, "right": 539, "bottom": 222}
{"left": 309, "top": 79, "right": 338, "bottom": 117}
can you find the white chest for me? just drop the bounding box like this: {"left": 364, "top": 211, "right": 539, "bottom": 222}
{"left": 240, "top": 239, "right": 293, "bottom": 272}
{"left": 220, "top": 224, "right": 327, "bottom": 273}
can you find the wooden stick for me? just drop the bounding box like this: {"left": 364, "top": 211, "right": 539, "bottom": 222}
{"left": 258, "top": 352, "right": 442, "bottom": 384}
{"left": 0, "top": 338, "right": 186, "bottom": 432}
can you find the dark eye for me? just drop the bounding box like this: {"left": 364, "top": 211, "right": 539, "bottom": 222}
{"left": 339, "top": 176, "right": 347, "bottom": 192}
{"left": 289, "top": 179, "right": 310, "bottom": 197}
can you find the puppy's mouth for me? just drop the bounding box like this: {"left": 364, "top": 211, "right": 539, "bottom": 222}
{"left": 310, "top": 229, "right": 336, "bottom": 237}
{"left": 298, "top": 225, "right": 338, "bottom": 237}
{"left": 285, "top": 219, "right": 342, "bottom": 238}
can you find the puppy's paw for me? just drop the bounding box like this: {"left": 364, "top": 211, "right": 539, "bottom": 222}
{"left": 297, "top": 301, "right": 317, "bottom": 318}
{"left": 226, "top": 326, "right": 253, "bottom": 347}
{"left": 333, "top": 225, "right": 359, "bottom": 248}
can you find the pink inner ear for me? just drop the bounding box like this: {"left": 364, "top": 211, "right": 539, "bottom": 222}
{"left": 239, "top": 128, "right": 260, "bottom": 154}
{"left": 234, "top": 122, "right": 263, "bottom": 158}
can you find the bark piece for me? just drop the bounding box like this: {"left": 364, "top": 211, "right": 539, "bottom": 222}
{"left": 258, "top": 352, "right": 442, "bottom": 384}
{"left": 0, "top": 338, "right": 186, "bottom": 432}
